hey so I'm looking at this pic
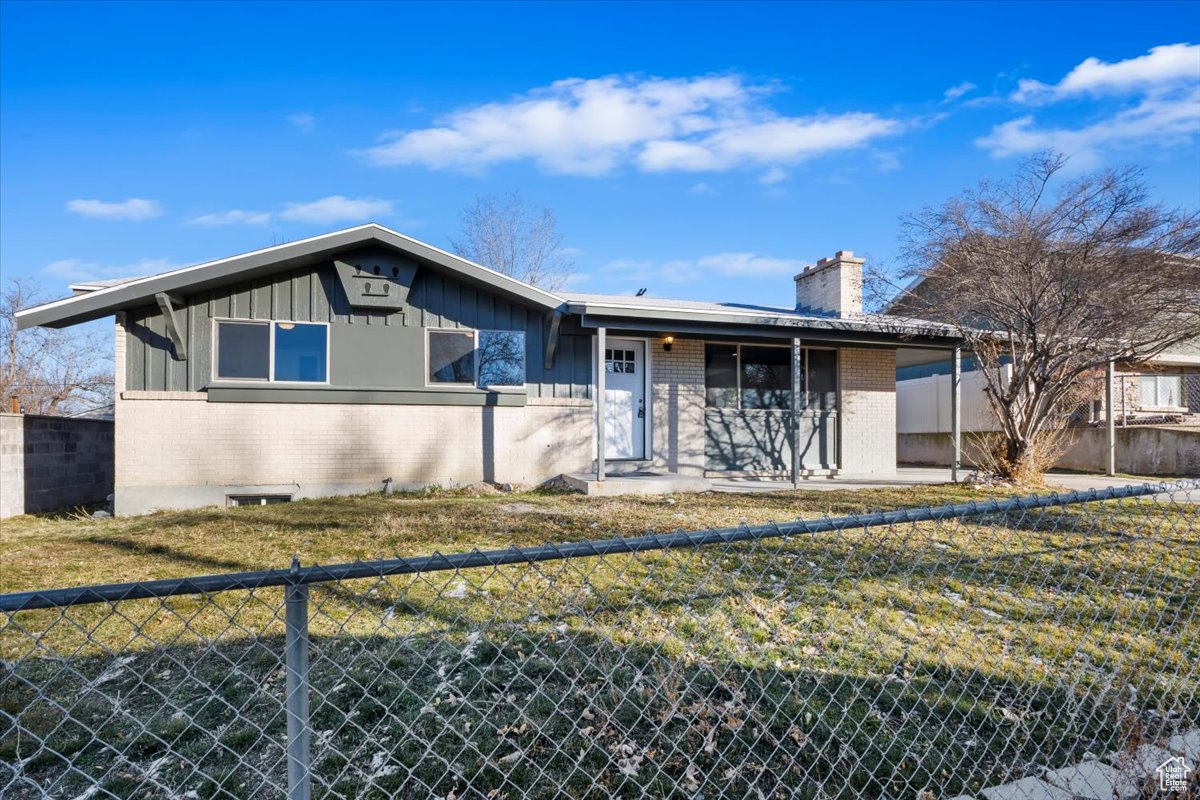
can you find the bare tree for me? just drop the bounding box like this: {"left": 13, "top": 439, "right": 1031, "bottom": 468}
{"left": 449, "top": 192, "right": 574, "bottom": 291}
{"left": 891, "top": 152, "right": 1200, "bottom": 482}
{"left": 0, "top": 278, "right": 114, "bottom": 415}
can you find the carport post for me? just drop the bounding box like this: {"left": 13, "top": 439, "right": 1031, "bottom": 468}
{"left": 791, "top": 337, "right": 802, "bottom": 488}
{"left": 1106, "top": 359, "right": 1116, "bottom": 476}
{"left": 951, "top": 346, "right": 962, "bottom": 483}
{"left": 596, "top": 327, "right": 606, "bottom": 483}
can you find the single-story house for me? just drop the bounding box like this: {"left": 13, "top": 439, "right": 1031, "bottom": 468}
{"left": 17, "top": 224, "right": 962, "bottom": 515}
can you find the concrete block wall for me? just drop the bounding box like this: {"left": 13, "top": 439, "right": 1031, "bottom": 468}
{"left": 0, "top": 413, "right": 115, "bottom": 517}
{"left": 839, "top": 348, "right": 897, "bottom": 475}
{"left": 114, "top": 394, "right": 593, "bottom": 515}
{"left": 899, "top": 425, "right": 1200, "bottom": 477}
{"left": 649, "top": 337, "right": 706, "bottom": 476}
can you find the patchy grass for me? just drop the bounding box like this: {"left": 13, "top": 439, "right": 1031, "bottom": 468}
{"left": 1, "top": 484, "right": 1197, "bottom": 799}
{"left": 0, "top": 484, "right": 1022, "bottom": 593}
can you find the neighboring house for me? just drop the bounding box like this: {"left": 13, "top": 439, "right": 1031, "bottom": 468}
{"left": 885, "top": 266, "right": 1200, "bottom": 475}
{"left": 17, "top": 224, "right": 960, "bottom": 515}
{"left": 887, "top": 265, "right": 1200, "bottom": 431}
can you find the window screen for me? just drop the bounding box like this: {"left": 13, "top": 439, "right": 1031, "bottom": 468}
{"left": 740, "top": 346, "right": 792, "bottom": 410}
{"left": 704, "top": 344, "right": 739, "bottom": 408}
{"left": 274, "top": 323, "right": 327, "bottom": 382}
{"left": 477, "top": 330, "right": 526, "bottom": 387}
{"left": 216, "top": 321, "right": 270, "bottom": 380}
{"left": 429, "top": 330, "right": 476, "bottom": 384}
{"left": 805, "top": 349, "right": 838, "bottom": 411}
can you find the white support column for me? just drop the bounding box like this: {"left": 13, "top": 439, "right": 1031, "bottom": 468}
{"left": 1106, "top": 359, "right": 1116, "bottom": 476}
{"left": 596, "top": 327, "right": 606, "bottom": 483}
{"left": 791, "top": 337, "right": 803, "bottom": 488}
{"left": 951, "top": 346, "right": 962, "bottom": 483}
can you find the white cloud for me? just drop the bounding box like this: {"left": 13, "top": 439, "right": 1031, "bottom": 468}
{"left": 187, "top": 209, "right": 272, "bottom": 226}
{"left": 688, "top": 181, "right": 717, "bottom": 196}
{"left": 1012, "top": 43, "right": 1200, "bottom": 103}
{"left": 981, "top": 43, "right": 1200, "bottom": 160}
{"left": 942, "top": 81, "right": 977, "bottom": 102}
{"left": 277, "top": 195, "right": 394, "bottom": 224}
{"left": 66, "top": 197, "right": 162, "bottom": 221}
{"left": 288, "top": 112, "right": 316, "bottom": 132}
{"left": 978, "top": 87, "right": 1200, "bottom": 162}
{"left": 362, "top": 74, "right": 902, "bottom": 176}
{"left": 757, "top": 167, "right": 787, "bottom": 186}
{"left": 43, "top": 257, "right": 180, "bottom": 284}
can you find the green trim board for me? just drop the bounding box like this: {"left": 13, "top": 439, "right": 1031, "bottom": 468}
{"left": 207, "top": 386, "right": 529, "bottom": 406}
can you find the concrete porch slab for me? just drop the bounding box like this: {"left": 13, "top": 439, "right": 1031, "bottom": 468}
{"left": 561, "top": 472, "right": 711, "bottom": 496}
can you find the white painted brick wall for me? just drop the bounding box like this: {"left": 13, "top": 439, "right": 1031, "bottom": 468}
{"left": 839, "top": 348, "right": 897, "bottom": 474}
{"left": 115, "top": 394, "right": 593, "bottom": 514}
{"left": 649, "top": 337, "right": 705, "bottom": 476}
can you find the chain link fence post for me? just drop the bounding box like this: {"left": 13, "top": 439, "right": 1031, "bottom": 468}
{"left": 285, "top": 557, "right": 311, "bottom": 800}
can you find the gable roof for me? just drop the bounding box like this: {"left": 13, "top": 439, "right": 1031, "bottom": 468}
{"left": 16, "top": 224, "right": 566, "bottom": 330}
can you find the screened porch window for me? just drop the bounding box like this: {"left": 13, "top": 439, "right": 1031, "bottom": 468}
{"left": 704, "top": 343, "right": 837, "bottom": 410}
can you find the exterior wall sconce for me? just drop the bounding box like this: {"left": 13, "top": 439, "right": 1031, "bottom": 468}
{"left": 663, "top": 336, "right": 674, "bottom": 352}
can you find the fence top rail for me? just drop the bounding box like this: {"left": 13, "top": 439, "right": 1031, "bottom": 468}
{"left": 1, "top": 480, "right": 1193, "bottom": 613}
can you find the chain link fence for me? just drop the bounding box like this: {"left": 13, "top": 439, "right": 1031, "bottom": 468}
{"left": 2, "top": 482, "right": 1198, "bottom": 799}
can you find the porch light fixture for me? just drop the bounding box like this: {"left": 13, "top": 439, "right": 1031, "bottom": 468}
{"left": 663, "top": 336, "right": 674, "bottom": 352}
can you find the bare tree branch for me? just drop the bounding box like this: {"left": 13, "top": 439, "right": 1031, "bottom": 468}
{"left": 886, "top": 152, "right": 1200, "bottom": 481}
{"left": 449, "top": 192, "right": 575, "bottom": 291}
{"left": 0, "top": 278, "right": 114, "bottom": 415}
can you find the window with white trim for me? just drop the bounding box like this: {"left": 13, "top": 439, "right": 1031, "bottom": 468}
{"left": 427, "top": 329, "right": 526, "bottom": 388}
{"left": 1139, "top": 374, "right": 1183, "bottom": 408}
{"left": 213, "top": 320, "right": 328, "bottom": 383}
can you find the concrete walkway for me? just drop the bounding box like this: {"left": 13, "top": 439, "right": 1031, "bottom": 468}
{"left": 563, "top": 467, "right": 1187, "bottom": 496}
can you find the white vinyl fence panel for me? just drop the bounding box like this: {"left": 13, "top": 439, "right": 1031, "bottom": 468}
{"left": 896, "top": 365, "right": 1008, "bottom": 433}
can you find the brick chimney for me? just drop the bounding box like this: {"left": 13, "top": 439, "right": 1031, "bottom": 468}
{"left": 794, "top": 250, "right": 864, "bottom": 317}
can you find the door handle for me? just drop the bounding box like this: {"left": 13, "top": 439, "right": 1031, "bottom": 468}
{"left": 637, "top": 399, "right": 645, "bottom": 419}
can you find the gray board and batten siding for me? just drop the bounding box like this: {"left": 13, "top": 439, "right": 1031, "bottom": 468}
{"left": 123, "top": 249, "right": 594, "bottom": 402}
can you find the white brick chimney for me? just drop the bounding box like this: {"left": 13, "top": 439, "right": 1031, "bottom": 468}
{"left": 794, "top": 250, "right": 864, "bottom": 317}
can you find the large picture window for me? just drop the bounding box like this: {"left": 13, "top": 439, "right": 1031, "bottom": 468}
{"left": 704, "top": 343, "right": 837, "bottom": 410}
{"left": 214, "top": 320, "right": 328, "bottom": 383}
{"left": 428, "top": 329, "right": 526, "bottom": 388}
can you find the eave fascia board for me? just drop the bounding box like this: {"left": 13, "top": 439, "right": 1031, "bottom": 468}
{"left": 16, "top": 224, "right": 566, "bottom": 330}
{"left": 570, "top": 302, "right": 962, "bottom": 342}
{"left": 578, "top": 313, "right": 964, "bottom": 349}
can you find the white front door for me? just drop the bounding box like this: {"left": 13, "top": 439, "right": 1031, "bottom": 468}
{"left": 603, "top": 339, "right": 646, "bottom": 460}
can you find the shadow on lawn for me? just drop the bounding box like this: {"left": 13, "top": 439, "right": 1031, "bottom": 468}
{"left": 5, "top": 623, "right": 1189, "bottom": 800}
{"left": 3, "top": 499, "right": 1195, "bottom": 799}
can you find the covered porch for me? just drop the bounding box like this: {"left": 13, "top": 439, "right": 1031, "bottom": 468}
{"left": 567, "top": 307, "right": 966, "bottom": 492}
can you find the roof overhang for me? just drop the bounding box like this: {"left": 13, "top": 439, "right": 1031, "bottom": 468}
{"left": 569, "top": 299, "right": 963, "bottom": 349}
{"left": 16, "top": 224, "right": 566, "bottom": 330}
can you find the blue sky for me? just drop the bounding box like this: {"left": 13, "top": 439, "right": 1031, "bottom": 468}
{"left": 2, "top": 0, "right": 1198, "bottom": 308}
